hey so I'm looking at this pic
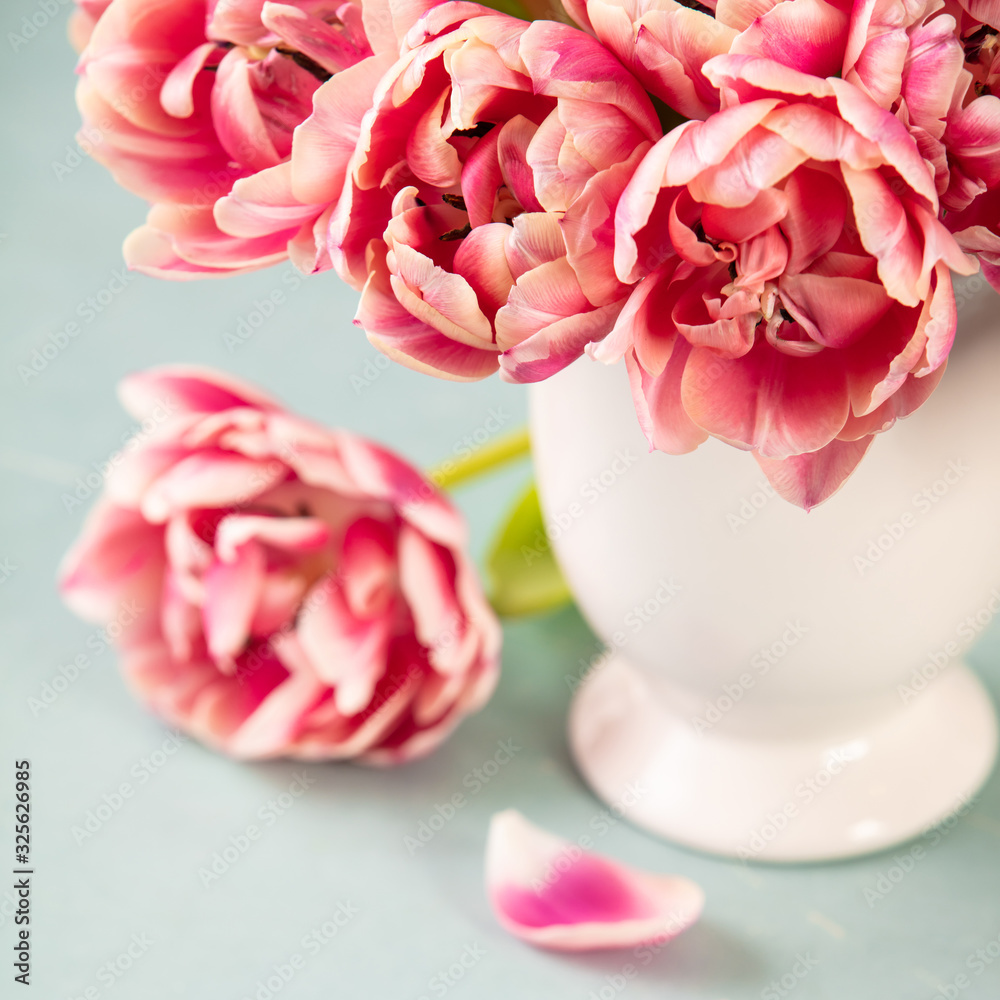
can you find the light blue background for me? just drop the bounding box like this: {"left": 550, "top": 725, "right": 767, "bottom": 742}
{"left": 2, "top": 6, "right": 1000, "bottom": 999}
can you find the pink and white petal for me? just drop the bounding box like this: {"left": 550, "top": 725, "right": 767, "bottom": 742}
{"left": 160, "top": 567, "right": 202, "bottom": 662}
{"left": 672, "top": 266, "right": 757, "bottom": 357}
{"left": 389, "top": 242, "right": 496, "bottom": 348}
{"left": 778, "top": 273, "right": 892, "bottom": 349}
{"left": 203, "top": 542, "right": 267, "bottom": 664}
{"left": 840, "top": 167, "right": 924, "bottom": 306}
{"left": 715, "top": 0, "right": 782, "bottom": 31}
{"left": 214, "top": 514, "right": 331, "bottom": 561}
{"left": 830, "top": 78, "right": 940, "bottom": 205}
{"left": 250, "top": 572, "right": 310, "bottom": 636}
{"left": 297, "top": 662, "right": 422, "bottom": 760}
{"left": 493, "top": 257, "right": 593, "bottom": 350}
{"left": 452, "top": 224, "right": 516, "bottom": 322}
{"left": 291, "top": 52, "right": 398, "bottom": 204}
{"left": 845, "top": 25, "right": 908, "bottom": 109}
{"left": 297, "top": 575, "right": 390, "bottom": 712}
{"left": 212, "top": 48, "right": 283, "bottom": 172}
{"left": 755, "top": 436, "right": 874, "bottom": 510}
{"left": 840, "top": 358, "right": 945, "bottom": 440}
{"left": 497, "top": 115, "right": 545, "bottom": 215}
{"left": 357, "top": 253, "right": 501, "bottom": 381}
{"left": 687, "top": 126, "right": 808, "bottom": 208}
{"left": 226, "top": 669, "right": 330, "bottom": 758}
{"left": 780, "top": 167, "right": 847, "bottom": 274}
{"left": 518, "top": 21, "right": 661, "bottom": 141}
{"left": 682, "top": 340, "right": 850, "bottom": 459}
{"left": 702, "top": 53, "right": 836, "bottom": 104}
{"left": 561, "top": 145, "right": 649, "bottom": 308}
{"left": 58, "top": 500, "right": 164, "bottom": 625}
{"left": 161, "top": 42, "right": 217, "bottom": 118}
{"left": 960, "top": 0, "right": 1000, "bottom": 23}
{"left": 628, "top": 337, "right": 710, "bottom": 455}
{"left": 661, "top": 98, "right": 785, "bottom": 188}
{"left": 486, "top": 811, "right": 704, "bottom": 952}
{"left": 333, "top": 432, "right": 467, "bottom": 547}
{"left": 164, "top": 511, "right": 213, "bottom": 602}
{"left": 339, "top": 517, "right": 397, "bottom": 619}
{"left": 498, "top": 300, "right": 626, "bottom": 383}
{"left": 701, "top": 187, "right": 788, "bottom": 244}
{"left": 731, "top": 0, "right": 849, "bottom": 78}
{"left": 461, "top": 127, "right": 505, "bottom": 229}
{"left": 118, "top": 365, "right": 282, "bottom": 421}
{"left": 214, "top": 162, "right": 326, "bottom": 240}
{"left": 947, "top": 96, "right": 1000, "bottom": 191}
{"left": 261, "top": 2, "right": 373, "bottom": 75}
{"left": 123, "top": 205, "right": 292, "bottom": 279}
{"left": 75, "top": 80, "right": 240, "bottom": 206}
{"left": 627, "top": 7, "right": 736, "bottom": 120}
{"left": 140, "top": 451, "right": 288, "bottom": 522}
{"left": 505, "top": 212, "right": 568, "bottom": 280}
{"left": 603, "top": 262, "right": 680, "bottom": 374}
{"left": 397, "top": 525, "right": 464, "bottom": 667}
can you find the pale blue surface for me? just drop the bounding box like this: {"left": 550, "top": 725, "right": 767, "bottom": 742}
{"left": 2, "top": 9, "right": 1000, "bottom": 1000}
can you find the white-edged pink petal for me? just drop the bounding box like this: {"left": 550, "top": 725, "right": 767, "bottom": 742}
{"left": 485, "top": 811, "right": 704, "bottom": 951}
{"left": 203, "top": 542, "right": 266, "bottom": 665}
{"left": 118, "top": 365, "right": 282, "bottom": 420}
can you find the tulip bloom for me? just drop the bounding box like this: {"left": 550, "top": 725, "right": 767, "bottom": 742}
{"left": 59, "top": 367, "right": 501, "bottom": 762}
{"left": 599, "top": 55, "right": 977, "bottom": 508}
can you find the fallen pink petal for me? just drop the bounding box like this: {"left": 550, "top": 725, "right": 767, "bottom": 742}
{"left": 485, "top": 810, "right": 704, "bottom": 951}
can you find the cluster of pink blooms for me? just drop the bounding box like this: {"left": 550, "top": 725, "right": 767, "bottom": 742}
{"left": 73, "top": 0, "right": 1000, "bottom": 507}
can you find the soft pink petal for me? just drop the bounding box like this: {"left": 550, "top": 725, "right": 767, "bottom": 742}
{"left": 755, "top": 436, "right": 875, "bottom": 510}
{"left": 203, "top": 541, "right": 266, "bottom": 664}
{"left": 486, "top": 811, "right": 704, "bottom": 952}
{"left": 682, "top": 339, "right": 850, "bottom": 458}
{"left": 118, "top": 366, "right": 282, "bottom": 420}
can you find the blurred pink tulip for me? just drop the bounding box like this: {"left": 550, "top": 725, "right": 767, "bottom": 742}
{"left": 59, "top": 367, "right": 501, "bottom": 763}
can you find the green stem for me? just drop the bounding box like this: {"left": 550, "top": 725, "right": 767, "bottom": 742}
{"left": 428, "top": 427, "right": 532, "bottom": 491}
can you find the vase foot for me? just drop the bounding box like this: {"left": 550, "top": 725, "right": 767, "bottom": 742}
{"left": 568, "top": 655, "right": 999, "bottom": 862}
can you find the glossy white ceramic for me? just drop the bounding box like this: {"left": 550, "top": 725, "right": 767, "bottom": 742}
{"left": 529, "top": 287, "right": 1000, "bottom": 861}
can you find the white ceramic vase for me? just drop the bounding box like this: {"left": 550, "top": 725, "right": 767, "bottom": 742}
{"left": 529, "top": 286, "right": 1000, "bottom": 862}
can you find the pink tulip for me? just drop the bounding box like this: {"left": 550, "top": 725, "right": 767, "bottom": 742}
{"left": 312, "top": 2, "right": 660, "bottom": 381}
{"left": 599, "top": 55, "right": 977, "bottom": 509}
{"left": 59, "top": 367, "right": 501, "bottom": 762}
{"left": 75, "top": 0, "right": 408, "bottom": 278}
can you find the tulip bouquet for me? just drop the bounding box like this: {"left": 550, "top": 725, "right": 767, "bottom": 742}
{"left": 60, "top": 0, "right": 1000, "bottom": 946}
{"left": 71, "top": 0, "right": 1000, "bottom": 509}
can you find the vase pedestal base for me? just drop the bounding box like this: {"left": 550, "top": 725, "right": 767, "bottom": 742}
{"left": 569, "top": 655, "right": 998, "bottom": 862}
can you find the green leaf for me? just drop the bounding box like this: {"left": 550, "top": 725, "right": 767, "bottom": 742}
{"left": 487, "top": 482, "right": 573, "bottom": 617}
{"left": 472, "top": 0, "right": 534, "bottom": 17}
